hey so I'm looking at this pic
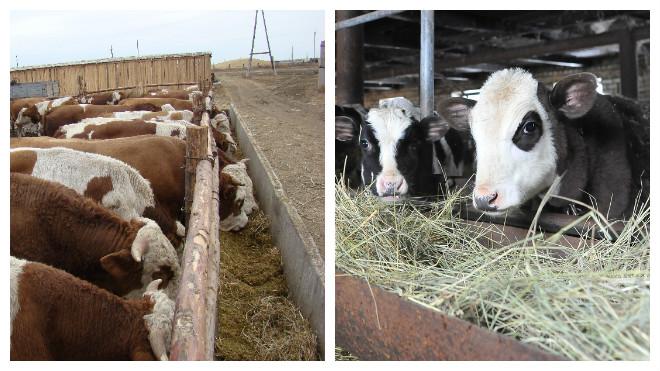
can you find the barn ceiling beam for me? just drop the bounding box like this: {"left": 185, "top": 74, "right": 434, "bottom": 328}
{"left": 365, "top": 26, "right": 649, "bottom": 80}
{"left": 335, "top": 10, "right": 406, "bottom": 31}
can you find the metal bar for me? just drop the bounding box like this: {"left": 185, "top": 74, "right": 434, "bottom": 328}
{"left": 336, "top": 10, "right": 364, "bottom": 105}
{"left": 335, "top": 10, "right": 406, "bottom": 31}
{"left": 618, "top": 29, "right": 638, "bottom": 98}
{"left": 366, "top": 26, "right": 649, "bottom": 81}
{"left": 419, "top": 10, "right": 434, "bottom": 118}
{"left": 336, "top": 272, "right": 565, "bottom": 361}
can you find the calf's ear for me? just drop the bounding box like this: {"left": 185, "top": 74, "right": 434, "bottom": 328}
{"left": 550, "top": 73, "right": 598, "bottom": 119}
{"left": 437, "top": 97, "right": 475, "bottom": 132}
{"left": 335, "top": 116, "right": 358, "bottom": 141}
{"left": 421, "top": 116, "right": 449, "bottom": 141}
{"left": 100, "top": 249, "right": 139, "bottom": 279}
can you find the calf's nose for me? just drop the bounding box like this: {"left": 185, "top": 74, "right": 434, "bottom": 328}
{"left": 379, "top": 176, "right": 403, "bottom": 195}
{"left": 474, "top": 187, "right": 498, "bottom": 211}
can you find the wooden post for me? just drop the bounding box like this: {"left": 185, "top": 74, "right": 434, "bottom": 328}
{"left": 618, "top": 29, "right": 638, "bottom": 99}
{"left": 184, "top": 126, "right": 208, "bottom": 226}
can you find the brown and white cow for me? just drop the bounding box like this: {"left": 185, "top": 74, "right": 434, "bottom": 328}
{"left": 10, "top": 97, "right": 46, "bottom": 123}
{"left": 11, "top": 135, "right": 249, "bottom": 231}
{"left": 147, "top": 88, "right": 202, "bottom": 101}
{"left": 11, "top": 257, "right": 173, "bottom": 361}
{"left": 78, "top": 91, "right": 127, "bottom": 105}
{"left": 119, "top": 97, "right": 193, "bottom": 111}
{"left": 53, "top": 119, "right": 191, "bottom": 140}
{"left": 13, "top": 96, "right": 79, "bottom": 137}
{"left": 10, "top": 147, "right": 185, "bottom": 246}
{"left": 222, "top": 159, "right": 258, "bottom": 216}
{"left": 42, "top": 103, "right": 160, "bottom": 136}
{"left": 10, "top": 173, "right": 181, "bottom": 299}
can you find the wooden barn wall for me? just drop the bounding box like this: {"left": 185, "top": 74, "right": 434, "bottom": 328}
{"left": 10, "top": 55, "right": 211, "bottom": 96}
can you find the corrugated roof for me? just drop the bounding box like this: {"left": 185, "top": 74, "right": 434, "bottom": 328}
{"left": 10, "top": 51, "right": 212, "bottom": 72}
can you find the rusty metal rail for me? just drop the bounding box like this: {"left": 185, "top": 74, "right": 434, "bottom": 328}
{"left": 335, "top": 272, "right": 564, "bottom": 361}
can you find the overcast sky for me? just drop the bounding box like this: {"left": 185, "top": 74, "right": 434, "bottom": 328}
{"left": 10, "top": 10, "right": 324, "bottom": 67}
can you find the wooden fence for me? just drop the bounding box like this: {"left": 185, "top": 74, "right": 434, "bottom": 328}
{"left": 169, "top": 91, "right": 221, "bottom": 361}
{"left": 10, "top": 52, "right": 212, "bottom": 97}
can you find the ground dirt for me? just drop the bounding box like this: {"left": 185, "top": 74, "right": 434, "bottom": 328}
{"left": 214, "top": 69, "right": 325, "bottom": 256}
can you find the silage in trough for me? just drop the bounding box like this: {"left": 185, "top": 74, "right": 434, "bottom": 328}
{"left": 335, "top": 182, "right": 650, "bottom": 360}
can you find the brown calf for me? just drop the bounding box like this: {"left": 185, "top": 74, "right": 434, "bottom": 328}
{"left": 11, "top": 258, "right": 173, "bottom": 361}
{"left": 53, "top": 119, "right": 189, "bottom": 140}
{"left": 10, "top": 173, "right": 181, "bottom": 299}
{"left": 119, "top": 97, "right": 194, "bottom": 111}
{"left": 78, "top": 91, "right": 126, "bottom": 105}
{"left": 43, "top": 103, "right": 160, "bottom": 136}
{"left": 11, "top": 135, "right": 247, "bottom": 231}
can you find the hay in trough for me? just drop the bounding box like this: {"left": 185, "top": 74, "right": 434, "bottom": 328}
{"left": 242, "top": 296, "right": 318, "bottom": 361}
{"left": 216, "top": 209, "right": 318, "bottom": 360}
{"left": 335, "top": 181, "right": 650, "bottom": 361}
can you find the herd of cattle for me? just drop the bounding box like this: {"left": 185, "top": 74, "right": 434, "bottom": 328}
{"left": 336, "top": 68, "right": 650, "bottom": 221}
{"left": 10, "top": 85, "right": 258, "bottom": 360}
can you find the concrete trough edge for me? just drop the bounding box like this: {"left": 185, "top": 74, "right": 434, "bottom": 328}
{"left": 229, "top": 104, "right": 326, "bottom": 359}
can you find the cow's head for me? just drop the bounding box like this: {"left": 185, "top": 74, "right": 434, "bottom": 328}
{"left": 101, "top": 218, "right": 181, "bottom": 300}
{"left": 359, "top": 107, "right": 449, "bottom": 200}
{"left": 440, "top": 68, "right": 599, "bottom": 214}
{"left": 112, "top": 91, "right": 126, "bottom": 105}
{"left": 14, "top": 104, "right": 44, "bottom": 136}
{"left": 219, "top": 173, "right": 248, "bottom": 231}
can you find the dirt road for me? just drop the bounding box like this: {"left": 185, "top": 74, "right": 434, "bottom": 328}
{"left": 215, "top": 70, "right": 325, "bottom": 256}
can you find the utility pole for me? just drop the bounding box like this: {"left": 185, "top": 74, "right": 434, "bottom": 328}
{"left": 247, "top": 10, "right": 277, "bottom": 77}
{"left": 15, "top": 55, "right": 18, "bottom": 68}
{"left": 136, "top": 40, "right": 140, "bottom": 57}
{"left": 291, "top": 46, "right": 294, "bottom": 63}
{"left": 110, "top": 45, "right": 114, "bottom": 58}
{"left": 313, "top": 32, "right": 316, "bottom": 59}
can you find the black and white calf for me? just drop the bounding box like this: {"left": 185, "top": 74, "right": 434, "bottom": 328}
{"left": 440, "top": 68, "right": 649, "bottom": 219}
{"left": 335, "top": 105, "right": 366, "bottom": 188}
{"left": 357, "top": 105, "right": 468, "bottom": 201}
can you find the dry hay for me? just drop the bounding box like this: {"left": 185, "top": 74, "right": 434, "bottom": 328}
{"left": 242, "top": 296, "right": 318, "bottom": 361}
{"left": 215, "top": 207, "right": 318, "bottom": 361}
{"left": 335, "top": 180, "right": 650, "bottom": 361}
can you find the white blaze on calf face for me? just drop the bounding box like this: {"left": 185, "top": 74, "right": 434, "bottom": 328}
{"left": 470, "top": 68, "right": 558, "bottom": 212}
{"left": 365, "top": 108, "right": 412, "bottom": 197}
{"left": 222, "top": 160, "right": 258, "bottom": 215}
{"left": 111, "top": 91, "right": 122, "bottom": 104}
{"left": 125, "top": 218, "right": 181, "bottom": 300}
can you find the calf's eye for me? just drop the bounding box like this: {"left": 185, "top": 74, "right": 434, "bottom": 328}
{"left": 523, "top": 121, "right": 537, "bottom": 134}
{"left": 360, "top": 139, "right": 370, "bottom": 149}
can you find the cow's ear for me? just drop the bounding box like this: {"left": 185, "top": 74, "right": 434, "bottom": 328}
{"left": 437, "top": 98, "right": 475, "bottom": 132}
{"left": 335, "top": 116, "right": 358, "bottom": 141}
{"left": 100, "top": 250, "right": 139, "bottom": 279}
{"left": 421, "top": 116, "right": 449, "bottom": 141}
{"left": 550, "top": 73, "right": 598, "bottom": 119}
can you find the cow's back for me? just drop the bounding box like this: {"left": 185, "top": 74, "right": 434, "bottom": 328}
{"left": 11, "top": 136, "right": 186, "bottom": 221}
